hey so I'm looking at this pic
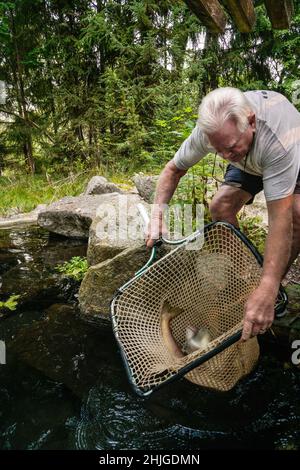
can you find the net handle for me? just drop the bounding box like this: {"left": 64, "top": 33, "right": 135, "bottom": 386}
{"left": 132, "top": 329, "right": 243, "bottom": 397}
{"left": 136, "top": 203, "right": 191, "bottom": 276}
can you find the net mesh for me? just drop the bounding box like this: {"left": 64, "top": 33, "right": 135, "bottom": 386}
{"left": 112, "top": 223, "right": 261, "bottom": 393}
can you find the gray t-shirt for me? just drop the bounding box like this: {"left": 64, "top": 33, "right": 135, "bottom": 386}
{"left": 172, "top": 90, "right": 300, "bottom": 201}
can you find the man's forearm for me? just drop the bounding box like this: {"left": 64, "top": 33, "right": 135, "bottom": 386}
{"left": 260, "top": 197, "right": 293, "bottom": 297}
{"left": 153, "top": 162, "right": 186, "bottom": 207}
{"left": 242, "top": 196, "right": 293, "bottom": 340}
{"left": 146, "top": 161, "right": 186, "bottom": 246}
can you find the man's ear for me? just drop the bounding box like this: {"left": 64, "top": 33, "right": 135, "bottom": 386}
{"left": 248, "top": 112, "right": 256, "bottom": 130}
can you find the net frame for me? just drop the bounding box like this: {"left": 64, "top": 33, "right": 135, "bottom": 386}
{"left": 110, "top": 221, "right": 288, "bottom": 397}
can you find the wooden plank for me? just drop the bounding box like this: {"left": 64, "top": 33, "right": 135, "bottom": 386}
{"left": 224, "top": 0, "right": 256, "bottom": 32}
{"left": 184, "top": 0, "right": 226, "bottom": 33}
{"left": 264, "top": 0, "right": 294, "bottom": 29}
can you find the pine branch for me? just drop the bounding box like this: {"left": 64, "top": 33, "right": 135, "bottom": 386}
{"left": 0, "top": 107, "right": 56, "bottom": 143}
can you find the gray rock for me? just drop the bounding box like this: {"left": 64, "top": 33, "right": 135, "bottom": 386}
{"left": 38, "top": 194, "right": 120, "bottom": 238}
{"left": 132, "top": 173, "right": 158, "bottom": 203}
{"left": 79, "top": 244, "right": 168, "bottom": 321}
{"left": 87, "top": 193, "right": 150, "bottom": 265}
{"left": 84, "top": 176, "right": 122, "bottom": 195}
{"left": 0, "top": 204, "right": 47, "bottom": 229}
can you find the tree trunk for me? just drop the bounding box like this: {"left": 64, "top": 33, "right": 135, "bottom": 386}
{"left": 200, "top": 31, "right": 220, "bottom": 97}
{"left": 9, "top": 7, "right": 35, "bottom": 174}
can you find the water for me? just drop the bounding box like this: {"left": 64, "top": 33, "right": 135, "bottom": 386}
{"left": 0, "top": 227, "right": 299, "bottom": 450}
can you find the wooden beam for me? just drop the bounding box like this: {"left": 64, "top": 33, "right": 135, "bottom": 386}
{"left": 224, "top": 0, "right": 256, "bottom": 33}
{"left": 264, "top": 0, "right": 294, "bottom": 29}
{"left": 184, "top": 0, "right": 226, "bottom": 33}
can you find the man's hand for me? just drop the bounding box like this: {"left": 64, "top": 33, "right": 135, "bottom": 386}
{"left": 145, "top": 161, "right": 187, "bottom": 248}
{"left": 241, "top": 285, "right": 276, "bottom": 341}
{"left": 242, "top": 196, "right": 293, "bottom": 341}
{"left": 145, "top": 211, "right": 167, "bottom": 248}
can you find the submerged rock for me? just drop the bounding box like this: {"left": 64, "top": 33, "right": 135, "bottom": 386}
{"left": 0, "top": 263, "right": 80, "bottom": 311}
{"left": 8, "top": 303, "right": 119, "bottom": 398}
{"left": 0, "top": 227, "right": 87, "bottom": 313}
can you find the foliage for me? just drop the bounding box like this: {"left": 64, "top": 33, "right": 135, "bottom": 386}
{"left": 0, "top": 0, "right": 298, "bottom": 177}
{"left": 56, "top": 256, "right": 88, "bottom": 281}
{"left": 0, "top": 0, "right": 299, "bottom": 226}
{"left": 0, "top": 166, "right": 134, "bottom": 216}
{"left": 148, "top": 103, "right": 199, "bottom": 169}
{"left": 238, "top": 215, "right": 267, "bottom": 254}
{"left": 0, "top": 294, "right": 20, "bottom": 312}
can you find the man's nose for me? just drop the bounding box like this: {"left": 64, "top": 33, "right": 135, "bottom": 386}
{"left": 222, "top": 150, "right": 233, "bottom": 160}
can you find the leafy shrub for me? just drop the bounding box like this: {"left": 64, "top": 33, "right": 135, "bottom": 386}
{"left": 0, "top": 295, "right": 20, "bottom": 313}
{"left": 55, "top": 257, "right": 88, "bottom": 281}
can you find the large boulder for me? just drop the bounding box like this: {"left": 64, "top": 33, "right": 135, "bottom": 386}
{"left": 79, "top": 244, "right": 167, "bottom": 321}
{"left": 87, "top": 193, "right": 150, "bottom": 265}
{"left": 84, "top": 176, "right": 122, "bottom": 195}
{"left": 132, "top": 173, "right": 158, "bottom": 203}
{"left": 38, "top": 194, "right": 120, "bottom": 238}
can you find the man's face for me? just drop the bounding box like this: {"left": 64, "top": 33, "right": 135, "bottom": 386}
{"left": 207, "top": 114, "right": 255, "bottom": 162}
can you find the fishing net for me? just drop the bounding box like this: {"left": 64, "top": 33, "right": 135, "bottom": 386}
{"left": 111, "top": 222, "right": 287, "bottom": 396}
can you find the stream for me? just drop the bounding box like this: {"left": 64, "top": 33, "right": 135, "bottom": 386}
{"left": 0, "top": 227, "right": 299, "bottom": 450}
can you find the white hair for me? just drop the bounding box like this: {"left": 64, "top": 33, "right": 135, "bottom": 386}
{"left": 197, "top": 87, "right": 253, "bottom": 136}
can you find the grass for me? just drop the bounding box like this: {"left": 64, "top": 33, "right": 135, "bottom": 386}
{"left": 238, "top": 214, "right": 267, "bottom": 254}
{"left": 0, "top": 167, "right": 134, "bottom": 217}
{"left": 0, "top": 174, "right": 85, "bottom": 216}
{"left": 0, "top": 161, "right": 267, "bottom": 255}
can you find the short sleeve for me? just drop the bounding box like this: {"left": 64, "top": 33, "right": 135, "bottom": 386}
{"left": 172, "top": 125, "right": 211, "bottom": 170}
{"left": 263, "top": 145, "right": 300, "bottom": 201}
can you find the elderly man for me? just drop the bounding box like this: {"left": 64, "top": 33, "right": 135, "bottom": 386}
{"left": 146, "top": 87, "right": 300, "bottom": 341}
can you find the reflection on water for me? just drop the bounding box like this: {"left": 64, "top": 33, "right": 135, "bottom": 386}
{"left": 0, "top": 228, "right": 299, "bottom": 450}
{"left": 72, "top": 350, "right": 300, "bottom": 450}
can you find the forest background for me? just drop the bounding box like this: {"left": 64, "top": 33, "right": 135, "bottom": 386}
{"left": 0, "top": 0, "right": 299, "bottom": 231}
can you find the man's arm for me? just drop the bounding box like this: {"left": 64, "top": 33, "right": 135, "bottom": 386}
{"left": 146, "top": 161, "right": 187, "bottom": 247}
{"left": 145, "top": 123, "right": 209, "bottom": 247}
{"left": 242, "top": 195, "right": 293, "bottom": 340}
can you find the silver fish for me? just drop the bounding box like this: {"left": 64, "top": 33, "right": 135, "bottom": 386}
{"left": 161, "top": 301, "right": 212, "bottom": 358}
{"left": 183, "top": 325, "right": 211, "bottom": 354}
